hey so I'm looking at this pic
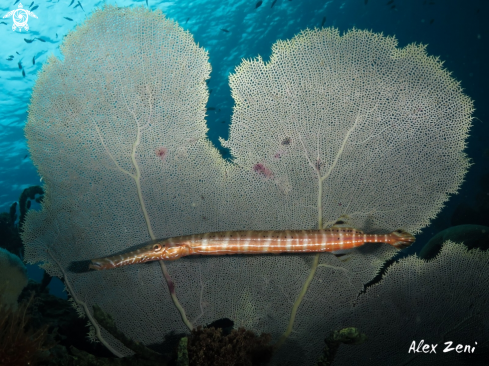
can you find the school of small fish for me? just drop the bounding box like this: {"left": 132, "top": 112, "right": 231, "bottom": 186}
{"left": 2, "top": 0, "right": 89, "bottom": 78}
{"left": 2, "top": 0, "right": 444, "bottom": 79}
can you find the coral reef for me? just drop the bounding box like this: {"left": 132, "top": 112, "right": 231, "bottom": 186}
{"left": 18, "top": 281, "right": 114, "bottom": 359}
{"left": 0, "top": 185, "right": 44, "bottom": 258}
{"left": 0, "top": 247, "right": 28, "bottom": 309}
{"left": 29, "top": 297, "right": 273, "bottom": 366}
{"left": 0, "top": 292, "right": 54, "bottom": 366}
{"left": 13, "top": 281, "right": 149, "bottom": 365}
{"left": 92, "top": 304, "right": 169, "bottom": 365}
{"left": 0, "top": 186, "right": 52, "bottom": 306}
{"left": 316, "top": 327, "right": 366, "bottom": 366}
{"left": 92, "top": 304, "right": 273, "bottom": 366}
{"left": 186, "top": 326, "right": 273, "bottom": 366}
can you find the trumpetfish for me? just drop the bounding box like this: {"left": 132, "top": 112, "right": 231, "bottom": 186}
{"left": 89, "top": 223, "right": 415, "bottom": 270}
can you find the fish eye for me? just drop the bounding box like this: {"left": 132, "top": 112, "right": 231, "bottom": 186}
{"left": 153, "top": 244, "right": 162, "bottom": 252}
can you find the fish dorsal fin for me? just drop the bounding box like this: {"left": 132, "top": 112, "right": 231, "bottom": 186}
{"left": 331, "top": 215, "right": 352, "bottom": 229}
{"left": 330, "top": 215, "right": 364, "bottom": 234}
{"left": 331, "top": 215, "right": 351, "bottom": 227}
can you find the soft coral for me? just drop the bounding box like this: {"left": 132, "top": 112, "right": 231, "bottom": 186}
{"left": 0, "top": 293, "right": 54, "bottom": 366}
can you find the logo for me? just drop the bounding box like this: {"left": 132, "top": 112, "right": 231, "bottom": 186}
{"left": 3, "top": 3, "right": 38, "bottom": 32}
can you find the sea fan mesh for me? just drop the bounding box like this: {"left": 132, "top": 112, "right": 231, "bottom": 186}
{"left": 222, "top": 28, "right": 472, "bottom": 234}
{"left": 23, "top": 7, "right": 475, "bottom": 364}
{"left": 335, "top": 241, "right": 489, "bottom": 365}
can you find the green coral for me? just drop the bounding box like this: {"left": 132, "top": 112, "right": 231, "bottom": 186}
{"left": 176, "top": 337, "right": 189, "bottom": 366}
{"left": 317, "top": 327, "right": 367, "bottom": 366}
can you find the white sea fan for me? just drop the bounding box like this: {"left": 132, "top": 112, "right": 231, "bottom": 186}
{"left": 22, "top": 6, "right": 474, "bottom": 364}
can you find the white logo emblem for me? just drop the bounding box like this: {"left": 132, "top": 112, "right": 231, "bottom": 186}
{"left": 3, "top": 3, "right": 38, "bottom": 32}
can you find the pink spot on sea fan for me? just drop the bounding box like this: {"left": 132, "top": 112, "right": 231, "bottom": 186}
{"left": 155, "top": 147, "right": 168, "bottom": 161}
{"left": 253, "top": 163, "right": 273, "bottom": 178}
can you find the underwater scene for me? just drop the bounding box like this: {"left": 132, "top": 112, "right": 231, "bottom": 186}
{"left": 0, "top": 0, "right": 488, "bottom": 365}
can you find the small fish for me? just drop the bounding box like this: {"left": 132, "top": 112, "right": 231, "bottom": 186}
{"left": 387, "top": 0, "right": 394, "bottom": 4}
{"left": 321, "top": 16, "right": 326, "bottom": 27}
{"left": 271, "top": 0, "right": 277, "bottom": 8}
{"left": 24, "top": 38, "right": 35, "bottom": 43}
{"left": 32, "top": 56, "right": 35, "bottom": 65}
{"left": 31, "top": 5, "right": 38, "bottom": 10}
{"left": 0, "top": 21, "right": 7, "bottom": 25}
{"left": 186, "top": 17, "right": 190, "bottom": 23}
{"left": 390, "top": 5, "right": 396, "bottom": 9}
{"left": 22, "top": 69, "right": 25, "bottom": 77}
{"left": 429, "top": 19, "right": 434, "bottom": 24}
{"left": 76, "top": 1, "right": 84, "bottom": 11}
{"left": 68, "top": 0, "right": 74, "bottom": 6}
{"left": 56, "top": 33, "right": 58, "bottom": 38}
{"left": 16, "top": 52, "right": 20, "bottom": 55}
{"left": 220, "top": 28, "right": 229, "bottom": 33}
{"left": 73, "top": 2, "right": 80, "bottom": 8}
{"left": 13, "top": 0, "right": 20, "bottom": 4}
{"left": 23, "top": 154, "right": 28, "bottom": 160}
{"left": 255, "top": 0, "right": 262, "bottom": 8}
{"left": 36, "top": 37, "right": 45, "bottom": 42}
{"left": 145, "top": 0, "right": 148, "bottom": 6}
{"left": 6, "top": 57, "right": 14, "bottom": 61}
{"left": 28, "top": 1, "right": 34, "bottom": 8}
{"left": 18, "top": 60, "right": 22, "bottom": 69}
{"left": 207, "top": 107, "right": 216, "bottom": 111}
{"left": 365, "top": 0, "right": 368, "bottom": 4}
{"left": 64, "top": 17, "right": 73, "bottom": 21}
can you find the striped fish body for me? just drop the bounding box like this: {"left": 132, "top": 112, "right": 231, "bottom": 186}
{"left": 188, "top": 228, "right": 415, "bottom": 254}
{"left": 89, "top": 228, "right": 415, "bottom": 270}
